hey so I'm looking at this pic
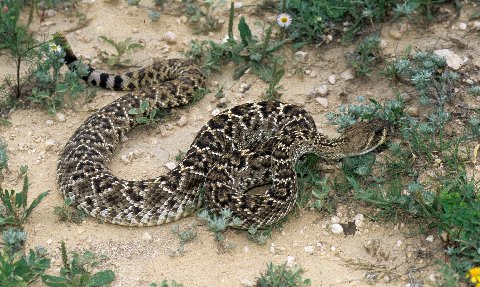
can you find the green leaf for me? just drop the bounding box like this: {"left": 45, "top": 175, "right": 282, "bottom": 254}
{"left": 42, "top": 274, "right": 70, "bottom": 286}
{"left": 23, "top": 191, "right": 49, "bottom": 221}
{"left": 238, "top": 16, "right": 252, "bottom": 46}
{"left": 86, "top": 270, "right": 115, "bottom": 287}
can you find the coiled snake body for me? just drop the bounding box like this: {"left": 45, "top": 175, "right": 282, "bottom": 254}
{"left": 55, "top": 35, "right": 388, "bottom": 228}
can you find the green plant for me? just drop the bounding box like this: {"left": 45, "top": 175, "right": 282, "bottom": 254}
{"left": 2, "top": 227, "right": 27, "bottom": 254}
{"left": 42, "top": 241, "right": 115, "bottom": 287}
{"left": 170, "top": 224, "right": 197, "bottom": 256}
{"left": 128, "top": 101, "right": 166, "bottom": 125}
{"left": 197, "top": 208, "right": 241, "bottom": 245}
{"left": 150, "top": 280, "right": 184, "bottom": 287}
{"left": 0, "top": 171, "right": 49, "bottom": 229}
{"left": 0, "top": 246, "right": 51, "bottom": 286}
{"left": 28, "top": 41, "right": 95, "bottom": 114}
{"left": 247, "top": 226, "right": 271, "bottom": 245}
{"left": 186, "top": 2, "right": 287, "bottom": 84}
{"left": 98, "top": 36, "right": 143, "bottom": 68}
{"left": 0, "top": 139, "right": 8, "bottom": 186}
{"left": 182, "top": 0, "right": 225, "bottom": 34}
{"left": 256, "top": 262, "right": 311, "bottom": 286}
{"left": 346, "top": 34, "right": 382, "bottom": 77}
{"left": 53, "top": 198, "right": 87, "bottom": 224}
{"left": 263, "top": 62, "right": 285, "bottom": 100}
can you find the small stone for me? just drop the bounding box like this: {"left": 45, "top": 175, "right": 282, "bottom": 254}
{"left": 77, "top": 228, "right": 86, "bottom": 235}
{"left": 132, "top": 28, "right": 139, "bottom": 34}
{"left": 341, "top": 69, "right": 355, "bottom": 80}
{"left": 384, "top": 275, "right": 390, "bottom": 282}
{"left": 211, "top": 108, "right": 220, "bottom": 116}
{"left": 331, "top": 223, "right": 344, "bottom": 234}
{"left": 142, "top": 232, "right": 153, "bottom": 242}
{"left": 426, "top": 235, "right": 434, "bottom": 242}
{"left": 316, "top": 84, "right": 328, "bottom": 96}
{"left": 304, "top": 69, "right": 311, "bottom": 75}
{"left": 45, "top": 139, "right": 56, "bottom": 149}
{"left": 164, "top": 31, "right": 177, "bottom": 44}
{"left": 46, "top": 239, "right": 53, "bottom": 245}
{"left": 473, "top": 21, "right": 480, "bottom": 31}
{"left": 458, "top": 22, "right": 467, "bottom": 30}
{"left": 243, "top": 246, "right": 249, "bottom": 253}
{"left": 286, "top": 255, "right": 296, "bottom": 267}
{"left": 176, "top": 116, "right": 187, "bottom": 127}
{"left": 434, "top": 49, "right": 464, "bottom": 70}
{"left": 56, "top": 113, "right": 66, "bottom": 122}
{"left": 379, "top": 38, "right": 387, "bottom": 49}
{"left": 270, "top": 243, "right": 276, "bottom": 254}
{"left": 388, "top": 29, "right": 402, "bottom": 40}
{"left": 441, "top": 231, "right": 448, "bottom": 242}
{"left": 315, "top": 97, "right": 328, "bottom": 108}
{"left": 294, "top": 51, "right": 309, "bottom": 63}
{"left": 328, "top": 75, "right": 337, "bottom": 85}
{"left": 45, "top": 9, "right": 56, "bottom": 17}
{"left": 396, "top": 240, "right": 402, "bottom": 247}
{"left": 239, "top": 83, "right": 251, "bottom": 93}
{"left": 234, "top": 2, "right": 244, "bottom": 8}
{"left": 304, "top": 245, "right": 315, "bottom": 255}
{"left": 330, "top": 216, "right": 340, "bottom": 224}
{"left": 45, "top": 119, "right": 54, "bottom": 126}
{"left": 165, "top": 161, "right": 176, "bottom": 170}
{"left": 240, "top": 279, "right": 254, "bottom": 287}
{"left": 325, "top": 34, "right": 333, "bottom": 43}
{"left": 354, "top": 214, "right": 364, "bottom": 227}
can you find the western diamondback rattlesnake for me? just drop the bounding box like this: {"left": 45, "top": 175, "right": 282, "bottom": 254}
{"left": 55, "top": 34, "right": 388, "bottom": 228}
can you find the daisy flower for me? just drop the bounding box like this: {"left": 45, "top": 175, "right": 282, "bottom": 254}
{"left": 467, "top": 267, "right": 480, "bottom": 287}
{"left": 49, "top": 43, "right": 63, "bottom": 54}
{"left": 276, "top": 13, "right": 292, "bottom": 28}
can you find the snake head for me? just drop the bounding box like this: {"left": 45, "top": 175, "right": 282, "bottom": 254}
{"left": 337, "top": 119, "right": 390, "bottom": 158}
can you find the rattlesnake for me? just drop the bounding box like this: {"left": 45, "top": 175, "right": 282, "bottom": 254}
{"left": 55, "top": 34, "right": 388, "bottom": 228}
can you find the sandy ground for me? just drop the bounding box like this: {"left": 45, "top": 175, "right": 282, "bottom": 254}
{"left": 2, "top": 0, "right": 479, "bottom": 286}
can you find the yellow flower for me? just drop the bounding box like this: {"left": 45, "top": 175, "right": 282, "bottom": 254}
{"left": 276, "top": 13, "right": 292, "bottom": 28}
{"left": 466, "top": 267, "right": 480, "bottom": 286}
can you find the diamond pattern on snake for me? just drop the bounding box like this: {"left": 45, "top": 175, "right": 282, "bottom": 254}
{"left": 54, "top": 34, "right": 388, "bottom": 229}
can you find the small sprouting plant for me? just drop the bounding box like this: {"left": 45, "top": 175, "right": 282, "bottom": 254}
{"left": 169, "top": 224, "right": 197, "bottom": 256}
{"left": 42, "top": 241, "right": 115, "bottom": 286}
{"left": 128, "top": 101, "right": 165, "bottom": 125}
{"left": 247, "top": 226, "right": 271, "bottom": 245}
{"left": 197, "top": 208, "right": 242, "bottom": 244}
{"left": 468, "top": 85, "right": 480, "bottom": 96}
{"left": 182, "top": 0, "right": 225, "bottom": 34}
{"left": 0, "top": 246, "right": 51, "bottom": 286}
{"left": 263, "top": 63, "right": 285, "bottom": 101}
{"left": 53, "top": 198, "right": 87, "bottom": 224}
{"left": 28, "top": 41, "right": 95, "bottom": 115}
{"left": 98, "top": 36, "right": 144, "bottom": 68}
{"left": 148, "top": 9, "right": 161, "bottom": 22}
{"left": 346, "top": 34, "right": 382, "bottom": 77}
{"left": 0, "top": 139, "right": 8, "bottom": 186}
{"left": 175, "top": 150, "right": 185, "bottom": 162}
{"left": 2, "top": 227, "right": 27, "bottom": 254}
{"left": 150, "top": 280, "right": 184, "bottom": 287}
{"left": 256, "top": 262, "right": 311, "bottom": 287}
{"left": 0, "top": 170, "right": 49, "bottom": 229}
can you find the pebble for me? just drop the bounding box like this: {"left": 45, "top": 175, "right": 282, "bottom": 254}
{"left": 396, "top": 240, "right": 402, "bottom": 247}
{"left": 294, "top": 51, "right": 309, "bottom": 63}
{"left": 176, "top": 116, "right": 187, "bottom": 127}
{"left": 330, "top": 216, "right": 340, "bottom": 224}
{"left": 458, "top": 22, "right": 467, "bottom": 30}
{"left": 286, "top": 255, "right": 296, "bottom": 267}
{"left": 316, "top": 84, "right": 328, "bottom": 96}
{"left": 45, "top": 9, "right": 56, "bottom": 17}
{"left": 270, "top": 243, "right": 276, "bottom": 254}
{"left": 433, "top": 49, "right": 464, "bottom": 70}
{"left": 354, "top": 213, "right": 364, "bottom": 227}
{"left": 473, "top": 21, "right": 480, "bottom": 31}
{"left": 239, "top": 83, "right": 251, "bottom": 93}
{"left": 240, "top": 279, "right": 254, "bottom": 287}
{"left": 45, "top": 139, "right": 56, "bottom": 149}
{"left": 315, "top": 97, "right": 328, "bottom": 107}
{"left": 165, "top": 161, "right": 176, "bottom": 170}
{"left": 164, "top": 31, "right": 177, "bottom": 44}
{"left": 77, "top": 228, "right": 86, "bottom": 235}
{"left": 46, "top": 239, "right": 53, "bottom": 245}
{"left": 331, "top": 223, "right": 344, "bottom": 234}
{"left": 211, "top": 108, "right": 220, "bottom": 116}
{"left": 325, "top": 34, "right": 333, "bottom": 43}
{"left": 328, "top": 74, "right": 337, "bottom": 85}
{"left": 426, "top": 235, "right": 434, "bottom": 242}
{"left": 304, "top": 245, "right": 315, "bottom": 255}
{"left": 142, "top": 232, "right": 153, "bottom": 242}
{"left": 388, "top": 29, "right": 402, "bottom": 40}
{"left": 45, "top": 119, "right": 54, "bottom": 126}
{"left": 56, "top": 113, "right": 66, "bottom": 122}
{"left": 379, "top": 38, "right": 387, "bottom": 49}
{"left": 341, "top": 69, "right": 355, "bottom": 80}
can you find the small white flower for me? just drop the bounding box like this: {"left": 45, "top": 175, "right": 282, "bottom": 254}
{"left": 277, "top": 13, "right": 292, "bottom": 28}
{"left": 49, "top": 43, "right": 63, "bottom": 54}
